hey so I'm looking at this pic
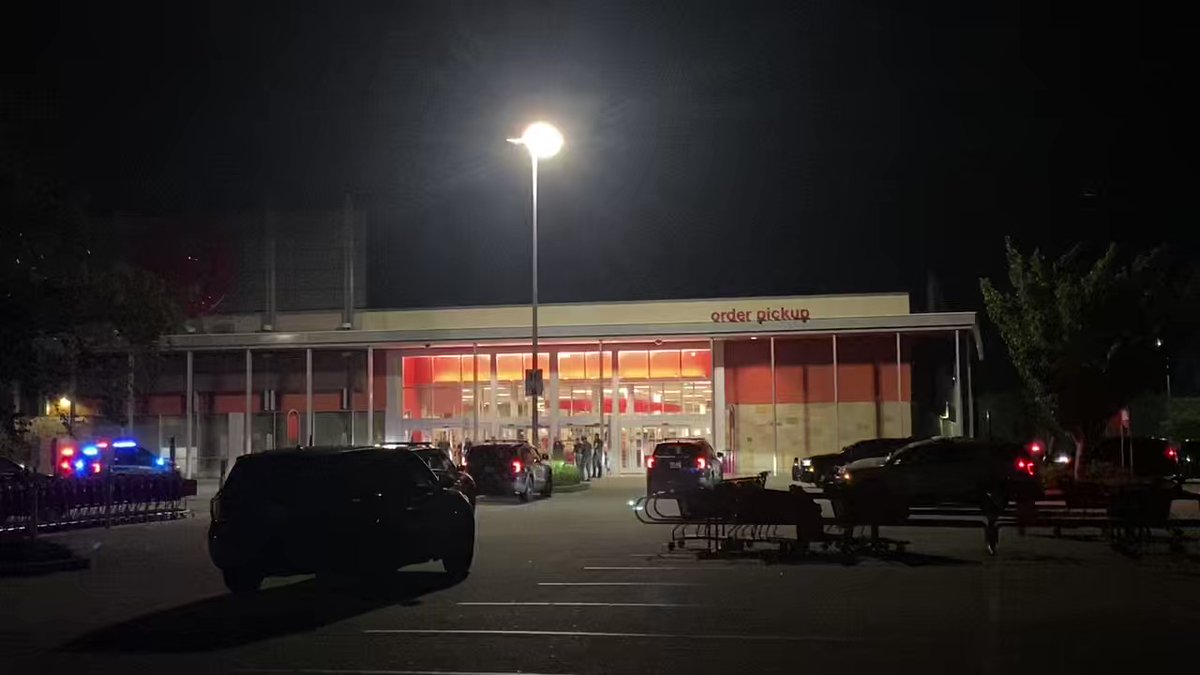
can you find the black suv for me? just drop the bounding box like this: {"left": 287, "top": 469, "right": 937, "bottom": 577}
{"left": 208, "top": 446, "right": 475, "bottom": 593}
{"left": 465, "top": 441, "right": 552, "bottom": 501}
{"left": 1082, "top": 436, "right": 1183, "bottom": 483}
{"left": 794, "top": 437, "right": 915, "bottom": 487}
{"left": 828, "top": 437, "right": 1042, "bottom": 522}
{"left": 646, "top": 438, "right": 723, "bottom": 495}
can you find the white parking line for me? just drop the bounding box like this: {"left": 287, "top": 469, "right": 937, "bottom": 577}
{"left": 578, "top": 562, "right": 691, "bottom": 566}
{"left": 239, "top": 670, "right": 573, "bottom": 675}
{"left": 536, "top": 581, "right": 699, "bottom": 586}
{"left": 363, "top": 629, "right": 852, "bottom": 643}
{"left": 458, "top": 601, "right": 701, "bottom": 607}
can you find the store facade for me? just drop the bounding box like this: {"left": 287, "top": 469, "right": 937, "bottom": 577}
{"left": 103, "top": 293, "right": 978, "bottom": 478}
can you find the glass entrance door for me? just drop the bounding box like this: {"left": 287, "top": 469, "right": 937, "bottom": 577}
{"left": 617, "top": 418, "right": 712, "bottom": 474}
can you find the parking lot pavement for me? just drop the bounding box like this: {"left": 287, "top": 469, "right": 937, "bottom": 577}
{"left": 3, "top": 475, "right": 1200, "bottom": 675}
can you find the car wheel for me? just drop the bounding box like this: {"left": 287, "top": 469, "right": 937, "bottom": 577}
{"left": 517, "top": 476, "right": 532, "bottom": 502}
{"left": 222, "top": 567, "right": 264, "bottom": 594}
{"left": 540, "top": 472, "right": 553, "bottom": 498}
{"left": 442, "top": 522, "right": 475, "bottom": 578}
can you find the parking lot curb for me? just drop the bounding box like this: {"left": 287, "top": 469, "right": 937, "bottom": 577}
{"left": 554, "top": 482, "right": 591, "bottom": 494}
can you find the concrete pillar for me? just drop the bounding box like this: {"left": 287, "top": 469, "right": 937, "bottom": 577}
{"left": 305, "top": 348, "right": 313, "bottom": 445}
{"left": 608, "top": 348, "right": 620, "bottom": 471}
{"left": 385, "top": 351, "right": 403, "bottom": 442}
{"left": 712, "top": 339, "right": 727, "bottom": 454}
{"left": 953, "top": 330, "right": 963, "bottom": 437}
{"left": 832, "top": 335, "right": 840, "bottom": 454}
{"left": 472, "top": 344, "right": 480, "bottom": 444}
{"left": 489, "top": 355, "right": 500, "bottom": 440}
{"left": 548, "top": 348, "right": 559, "bottom": 447}
{"left": 366, "top": 347, "right": 374, "bottom": 444}
{"left": 185, "top": 351, "right": 194, "bottom": 478}
{"left": 244, "top": 350, "right": 252, "bottom": 454}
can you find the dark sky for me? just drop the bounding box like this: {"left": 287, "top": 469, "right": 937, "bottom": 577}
{"left": 6, "top": 1, "right": 1198, "bottom": 309}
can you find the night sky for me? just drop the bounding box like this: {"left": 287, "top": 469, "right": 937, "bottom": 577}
{"left": 5, "top": 1, "right": 1197, "bottom": 310}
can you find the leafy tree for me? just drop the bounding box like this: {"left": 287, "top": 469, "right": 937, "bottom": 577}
{"left": 980, "top": 240, "right": 1190, "bottom": 476}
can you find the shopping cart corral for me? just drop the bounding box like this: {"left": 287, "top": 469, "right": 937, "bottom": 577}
{"left": 634, "top": 477, "right": 1200, "bottom": 558}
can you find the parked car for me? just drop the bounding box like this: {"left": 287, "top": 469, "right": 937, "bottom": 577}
{"left": 646, "top": 438, "right": 723, "bottom": 495}
{"left": 827, "top": 437, "right": 1042, "bottom": 522}
{"left": 208, "top": 446, "right": 475, "bottom": 593}
{"left": 412, "top": 446, "right": 477, "bottom": 506}
{"left": 1081, "top": 436, "right": 1183, "bottom": 483}
{"left": 464, "top": 441, "right": 552, "bottom": 501}
{"left": 794, "top": 437, "right": 916, "bottom": 487}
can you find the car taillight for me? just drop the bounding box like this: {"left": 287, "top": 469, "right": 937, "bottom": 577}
{"left": 60, "top": 446, "right": 75, "bottom": 457}
{"left": 59, "top": 460, "right": 71, "bottom": 472}
{"left": 1027, "top": 440, "right": 1043, "bottom": 455}
{"left": 1016, "top": 458, "right": 1036, "bottom": 476}
{"left": 1166, "top": 446, "right": 1179, "bottom": 462}
{"left": 646, "top": 457, "right": 656, "bottom": 469}
{"left": 512, "top": 460, "right": 522, "bottom": 474}
{"left": 91, "top": 462, "right": 102, "bottom": 474}
{"left": 696, "top": 457, "right": 707, "bottom": 470}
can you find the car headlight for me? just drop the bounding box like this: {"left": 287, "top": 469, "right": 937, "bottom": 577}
{"left": 841, "top": 471, "right": 851, "bottom": 482}
{"left": 801, "top": 459, "right": 812, "bottom": 467}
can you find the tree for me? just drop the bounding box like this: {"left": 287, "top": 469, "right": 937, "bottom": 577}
{"left": 980, "top": 240, "right": 1189, "bottom": 476}
{"left": 1, "top": 133, "right": 181, "bottom": 458}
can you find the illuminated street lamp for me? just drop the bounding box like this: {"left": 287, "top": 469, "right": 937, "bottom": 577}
{"left": 508, "top": 122, "right": 563, "bottom": 446}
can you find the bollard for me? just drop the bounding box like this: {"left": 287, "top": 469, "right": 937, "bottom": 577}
{"left": 169, "top": 436, "right": 177, "bottom": 468}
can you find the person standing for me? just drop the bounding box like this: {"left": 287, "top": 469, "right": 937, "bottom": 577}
{"left": 579, "top": 436, "right": 593, "bottom": 480}
{"left": 552, "top": 437, "right": 564, "bottom": 461}
{"left": 592, "top": 434, "right": 604, "bottom": 480}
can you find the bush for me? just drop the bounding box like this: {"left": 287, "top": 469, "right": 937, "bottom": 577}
{"left": 550, "top": 460, "right": 582, "bottom": 486}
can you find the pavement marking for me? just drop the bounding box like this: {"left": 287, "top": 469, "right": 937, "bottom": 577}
{"left": 239, "top": 670, "right": 574, "bottom": 675}
{"left": 582, "top": 565, "right": 693, "bottom": 570}
{"left": 363, "top": 629, "right": 853, "bottom": 643}
{"left": 457, "top": 601, "right": 702, "bottom": 607}
{"left": 536, "top": 581, "right": 699, "bottom": 586}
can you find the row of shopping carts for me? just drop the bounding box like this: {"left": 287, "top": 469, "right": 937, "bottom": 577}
{"left": 635, "top": 475, "right": 1200, "bottom": 558}
{"left": 0, "top": 474, "right": 196, "bottom": 535}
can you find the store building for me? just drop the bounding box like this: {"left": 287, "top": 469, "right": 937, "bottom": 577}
{"left": 104, "top": 292, "right": 978, "bottom": 478}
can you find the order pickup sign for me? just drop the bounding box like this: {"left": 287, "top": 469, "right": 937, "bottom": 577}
{"left": 710, "top": 307, "right": 811, "bottom": 325}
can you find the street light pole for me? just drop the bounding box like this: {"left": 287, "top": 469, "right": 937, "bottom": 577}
{"left": 530, "top": 154, "right": 539, "bottom": 445}
{"left": 509, "top": 121, "right": 563, "bottom": 449}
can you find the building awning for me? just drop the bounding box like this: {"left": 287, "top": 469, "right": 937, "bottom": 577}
{"left": 162, "top": 311, "right": 981, "bottom": 357}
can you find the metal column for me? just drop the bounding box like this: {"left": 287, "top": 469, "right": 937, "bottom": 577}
{"left": 125, "top": 352, "right": 135, "bottom": 434}
{"left": 185, "top": 351, "right": 193, "bottom": 478}
{"left": 489, "top": 356, "right": 500, "bottom": 440}
{"left": 953, "top": 330, "right": 963, "bottom": 437}
{"left": 244, "top": 350, "right": 252, "bottom": 454}
{"left": 366, "top": 347, "right": 374, "bottom": 444}
{"left": 305, "top": 348, "right": 313, "bottom": 445}
{"left": 832, "top": 335, "right": 840, "bottom": 454}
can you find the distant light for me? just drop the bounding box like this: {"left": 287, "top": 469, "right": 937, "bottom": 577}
{"left": 73, "top": 459, "right": 84, "bottom": 471}
{"left": 1054, "top": 454, "right": 1071, "bottom": 464}
{"left": 155, "top": 457, "right": 166, "bottom": 466}
{"left": 60, "top": 447, "right": 75, "bottom": 457}
{"left": 96, "top": 441, "right": 109, "bottom": 448}
{"left": 112, "top": 440, "right": 137, "bottom": 448}
{"left": 58, "top": 396, "right": 71, "bottom": 408}
{"left": 91, "top": 462, "right": 102, "bottom": 474}
{"left": 82, "top": 445, "right": 99, "bottom": 457}
{"left": 508, "top": 121, "right": 564, "bottom": 159}
{"left": 1155, "top": 338, "right": 1164, "bottom": 348}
